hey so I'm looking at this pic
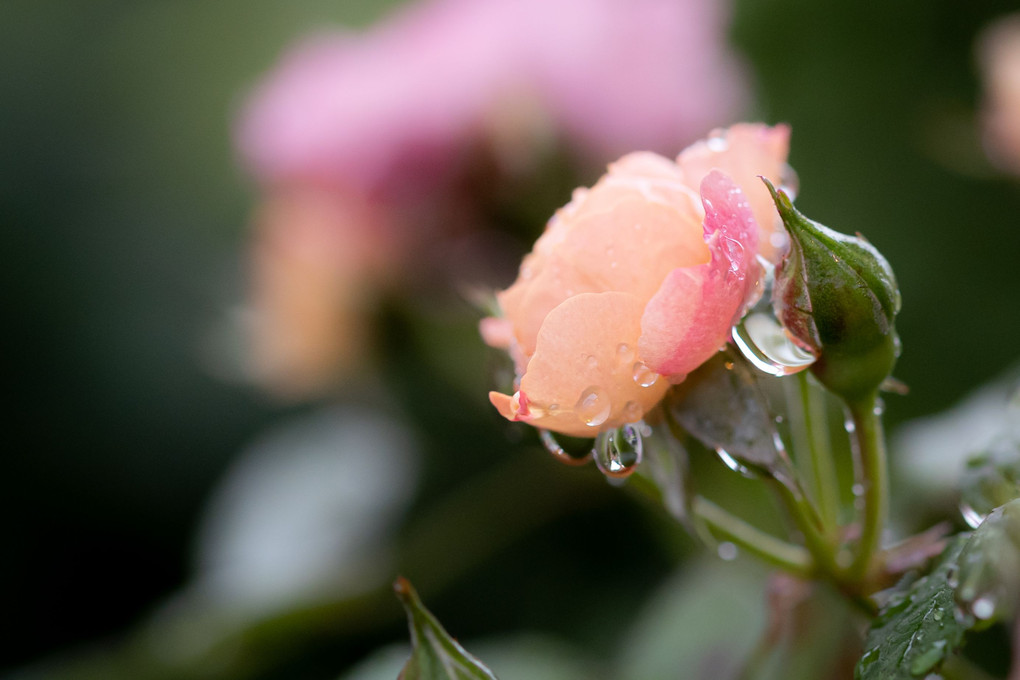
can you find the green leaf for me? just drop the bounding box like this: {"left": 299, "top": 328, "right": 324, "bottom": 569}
{"left": 857, "top": 501, "right": 1020, "bottom": 680}
{"left": 665, "top": 350, "right": 795, "bottom": 485}
{"left": 960, "top": 417, "right": 1020, "bottom": 521}
{"left": 394, "top": 578, "right": 499, "bottom": 680}
{"left": 953, "top": 498, "right": 1020, "bottom": 626}
{"left": 856, "top": 535, "right": 971, "bottom": 680}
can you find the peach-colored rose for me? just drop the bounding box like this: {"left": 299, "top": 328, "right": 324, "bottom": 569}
{"left": 484, "top": 124, "right": 790, "bottom": 437}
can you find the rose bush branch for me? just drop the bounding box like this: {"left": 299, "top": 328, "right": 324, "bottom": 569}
{"left": 481, "top": 125, "right": 905, "bottom": 608}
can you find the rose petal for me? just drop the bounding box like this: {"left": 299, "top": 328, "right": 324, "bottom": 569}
{"left": 491, "top": 291, "right": 669, "bottom": 437}
{"left": 640, "top": 171, "right": 759, "bottom": 380}
{"left": 498, "top": 153, "right": 710, "bottom": 358}
{"left": 676, "top": 123, "right": 790, "bottom": 261}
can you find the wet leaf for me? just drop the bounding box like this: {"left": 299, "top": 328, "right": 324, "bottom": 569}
{"left": 665, "top": 350, "right": 794, "bottom": 483}
{"left": 856, "top": 535, "right": 971, "bottom": 680}
{"left": 953, "top": 498, "right": 1020, "bottom": 626}
{"left": 395, "top": 578, "right": 499, "bottom": 680}
{"left": 960, "top": 423, "right": 1020, "bottom": 521}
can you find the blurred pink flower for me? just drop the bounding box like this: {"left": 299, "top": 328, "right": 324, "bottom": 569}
{"left": 483, "top": 124, "right": 790, "bottom": 437}
{"left": 236, "top": 0, "right": 748, "bottom": 197}
{"left": 979, "top": 13, "right": 1020, "bottom": 175}
{"left": 235, "top": 0, "right": 751, "bottom": 397}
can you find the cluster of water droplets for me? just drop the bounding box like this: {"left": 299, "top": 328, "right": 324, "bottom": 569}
{"left": 538, "top": 421, "right": 650, "bottom": 480}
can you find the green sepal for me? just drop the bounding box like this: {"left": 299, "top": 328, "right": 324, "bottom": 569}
{"left": 395, "top": 577, "right": 499, "bottom": 680}
{"left": 765, "top": 179, "right": 901, "bottom": 403}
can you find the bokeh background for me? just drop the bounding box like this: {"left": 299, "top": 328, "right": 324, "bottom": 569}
{"left": 4, "top": 0, "right": 1020, "bottom": 678}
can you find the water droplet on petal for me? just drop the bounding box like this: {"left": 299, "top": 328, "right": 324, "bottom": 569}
{"left": 575, "top": 386, "right": 611, "bottom": 428}
{"left": 717, "top": 542, "right": 738, "bottom": 561}
{"left": 585, "top": 354, "right": 598, "bottom": 369}
{"left": 593, "top": 424, "right": 643, "bottom": 478}
{"left": 706, "top": 133, "right": 729, "bottom": 152}
{"left": 617, "top": 343, "right": 635, "bottom": 364}
{"left": 731, "top": 313, "right": 815, "bottom": 377}
{"left": 623, "top": 400, "right": 642, "bottom": 422}
{"left": 632, "top": 362, "right": 658, "bottom": 387}
{"left": 769, "top": 230, "right": 790, "bottom": 251}
{"left": 959, "top": 503, "right": 985, "bottom": 529}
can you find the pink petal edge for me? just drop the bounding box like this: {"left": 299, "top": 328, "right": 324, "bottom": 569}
{"left": 639, "top": 170, "right": 760, "bottom": 380}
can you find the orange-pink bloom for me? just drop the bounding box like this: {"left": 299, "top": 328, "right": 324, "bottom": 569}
{"left": 483, "top": 124, "right": 791, "bottom": 437}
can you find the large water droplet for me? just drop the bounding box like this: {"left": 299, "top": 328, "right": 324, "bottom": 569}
{"left": 575, "top": 386, "right": 611, "bottom": 428}
{"left": 593, "top": 424, "right": 643, "bottom": 478}
{"left": 731, "top": 313, "right": 815, "bottom": 377}
{"left": 959, "top": 503, "right": 986, "bottom": 529}
{"left": 632, "top": 362, "right": 658, "bottom": 388}
{"left": 539, "top": 429, "right": 591, "bottom": 467}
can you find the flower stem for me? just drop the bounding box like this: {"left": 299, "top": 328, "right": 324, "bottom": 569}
{"left": 692, "top": 495, "right": 814, "bottom": 578}
{"left": 797, "top": 371, "right": 840, "bottom": 532}
{"left": 768, "top": 478, "right": 841, "bottom": 581}
{"left": 847, "top": 391, "right": 888, "bottom": 582}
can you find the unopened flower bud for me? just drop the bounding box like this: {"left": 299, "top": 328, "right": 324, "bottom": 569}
{"left": 765, "top": 179, "right": 901, "bottom": 403}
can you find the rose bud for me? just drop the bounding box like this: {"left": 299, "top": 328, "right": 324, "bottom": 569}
{"left": 766, "top": 180, "right": 901, "bottom": 403}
